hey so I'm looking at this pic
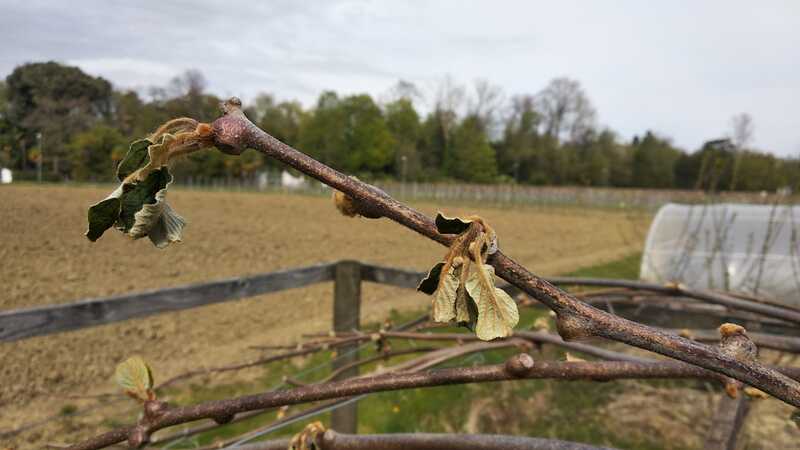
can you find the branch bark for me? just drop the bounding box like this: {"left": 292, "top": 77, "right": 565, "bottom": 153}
{"left": 210, "top": 98, "right": 800, "bottom": 407}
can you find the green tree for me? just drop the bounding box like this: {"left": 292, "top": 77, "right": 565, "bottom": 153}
{"left": 68, "top": 125, "right": 126, "bottom": 181}
{"left": 497, "top": 95, "right": 541, "bottom": 183}
{"left": 631, "top": 131, "right": 681, "bottom": 188}
{"left": 384, "top": 98, "right": 421, "bottom": 180}
{"left": 5, "top": 62, "right": 113, "bottom": 176}
{"left": 253, "top": 94, "right": 305, "bottom": 147}
{"left": 450, "top": 115, "right": 498, "bottom": 183}
{"left": 299, "top": 92, "right": 395, "bottom": 175}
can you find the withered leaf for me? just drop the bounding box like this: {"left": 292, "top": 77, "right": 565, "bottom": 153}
{"left": 465, "top": 263, "right": 519, "bottom": 340}
{"left": 435, "top": 212, "right": 474, "bottom": 235}
{"left": 432, "top": 264, "right": 459, "bottom": 323}
{"left": 417, "top": 262, "right": 444, "bottom": 295}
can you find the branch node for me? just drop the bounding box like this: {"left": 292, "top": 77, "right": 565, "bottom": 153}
{"left": 212, "top": 97, "right": 249, "bottom": 155}
{"left": 127, "top": 425, "right": 150, "bottom": 449}
{"left": 505, "top": 353, "right": 534, "bottom": 377}
{"left": 554, "top": 310, "right": 596, "bottom": 341}
{"left": 143, "top": 400, "right": 169, "bottom": 421}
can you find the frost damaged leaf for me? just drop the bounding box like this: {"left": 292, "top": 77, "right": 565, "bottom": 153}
{"left": 116, "top": 139, "right": 152, "bottom": 182}
{"left": 118, "top": 168, "right": 171, "bottom": 233}
{"left": 86, "top": 138, "right": 185, "bottom": 247}
{"left": 86, "top": 187, "right": 122, "bottom": 242}
{"left": 435, "top": 212, "right": 474, "bottom": 235}
{"left": 465, "top": 264, "right": 519, "bottom": 340}
{"left": 417, "top": 262, "right": 444, "bottom": 295}
{"left": 432, "top": 264, "right": 459, "bottom": 323}
{"left": 455, "top": 286, "right": 479, "bottom": 331}
{"left": 115, "top": 356, "right": 154, "bottom": 402}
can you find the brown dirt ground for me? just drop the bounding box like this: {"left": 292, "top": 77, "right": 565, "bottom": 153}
{"left": 0, "top": 183, "right": 650, "bottom": 448}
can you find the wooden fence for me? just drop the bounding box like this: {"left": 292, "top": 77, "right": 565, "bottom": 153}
{"left": 0, "top": 260, "right": 789, "bottom": 439}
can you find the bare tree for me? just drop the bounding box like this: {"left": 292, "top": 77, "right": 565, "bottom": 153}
{"left": 728, "top": 113, "right": 755, "bottom": 190}
{"left": 535, "top": 77, "right": 596, "bottom": 143}
{"left": 384, "top": 79, "right": 424, "bottom": 105}
{"left": 469, "top": 78, "right": 504, "bottom": 134}
{"left": 433, "top": 75, "right": 466, "bottom": 117}
{"left": 729, "top": 113, "right": 755, "bottom": 149}
{"left": 168, "top": 69, "right": 207, "bottom": 98}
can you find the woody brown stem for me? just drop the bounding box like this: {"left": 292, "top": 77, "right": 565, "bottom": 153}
{"left": 208, "top": 97, "right": 800, "bottom": 407}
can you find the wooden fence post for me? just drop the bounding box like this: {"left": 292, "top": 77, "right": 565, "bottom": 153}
{"left": 704, "top": 395, "right": 751, "bottom": 450}
{"left": 331, "top": 260, "right": 362, "bottom": 433}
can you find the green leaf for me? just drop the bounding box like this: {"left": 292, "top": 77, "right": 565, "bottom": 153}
{"left": 465, "top": 264, "right": 519, "bottom": 340}
{"left": 86, "top": 196, "right": 121, "bottom": 242}
{"left": 435, "top": 213, "right": 473, "bottom": 235}
{"left": 417, "top": 262, "right": 444, "bottom": 295}
{"left": 116, "top": 139, "right": 152, "bottom": 182}
{"left": 432, "top": 264, "right": 458, "bottom": 323}
{"left": 115, "top": 356, "right": 154, "bottom": 402}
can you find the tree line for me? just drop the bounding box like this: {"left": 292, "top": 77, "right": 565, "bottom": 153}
{"left": 0, "top": 61, "right": 797, "bottom": 191}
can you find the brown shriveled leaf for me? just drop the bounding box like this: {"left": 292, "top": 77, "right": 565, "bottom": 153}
{"left": 417, "top": 262, "right": 444, "bottom": 295}
{"left": 115, "top": 356, "right": 154, "bottom": 402}
{"left": 434, "top": 212, "right": 474, "bottom": 235}
{"left": 465, "top": 264, "right": 519, "bottom": 340}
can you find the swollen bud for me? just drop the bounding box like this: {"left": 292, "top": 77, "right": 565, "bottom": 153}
{"left": 554, "top": 311, "right": 595, "bottom": 341}
{"left": 332, "top": 189, "right": 383, "bottom": 219}
{"left": 505, "top": 353, "right": 534, "bottom": 377}
{"left": 212, "top": 413, "right": 235, "bottom": 425}
{"left": 718, "top": 323, "right": 757, "bottom": 362}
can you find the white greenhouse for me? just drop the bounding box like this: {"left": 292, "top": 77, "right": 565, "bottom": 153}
{"left": 640, "top": 203, "right": 800, "bottom": 306}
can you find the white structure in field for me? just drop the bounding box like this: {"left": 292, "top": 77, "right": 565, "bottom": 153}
{"left": 641, "top": 203, "right": 800, "bottom": 306}
{"left": 281, "top": 170, "right": 305, "bottom": 189}
{"left": 0, "top": 167, "right": 11, "bottom": 184}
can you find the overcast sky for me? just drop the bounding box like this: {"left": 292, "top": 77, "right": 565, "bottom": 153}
{"left": 1, "top": 0, "right": 798, "bottom": 155}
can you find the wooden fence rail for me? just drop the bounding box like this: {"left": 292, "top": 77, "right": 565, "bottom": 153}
{"left": 0, "top": 262, "right": 335, "bottom": 342}
{"left": 0, "top": 261, "right": 784, "bottom": 343}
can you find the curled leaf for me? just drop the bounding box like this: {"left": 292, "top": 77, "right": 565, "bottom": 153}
{"left": 116, "top": 139, "right": 151, "bottom": 182}
{"left": 435, "top": 212, "right": 473, "bottom": 235}
{"left": 86, "top": 187, "right": 122, "bottom": 242}
{"left": 465, "top": 264, "right": 519, "bottom": 340}
{"left": 86, "top": 137, "right": 186, "bottom": 247}
{"left": 115, "top": 356, "right": 154, "bottom": 402}
{"left": 417, "top": 262, "right": 444, "bottom": 295}
{"left": 432, "top": 264, "right": 459, "bottom": 323}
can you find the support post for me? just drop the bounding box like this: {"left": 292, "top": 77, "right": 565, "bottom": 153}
{"left": 704, "top": 395, "right": 751, "bottom": 450}
{"left": 331, "top": 260, "right": 362, "bottom": 433}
